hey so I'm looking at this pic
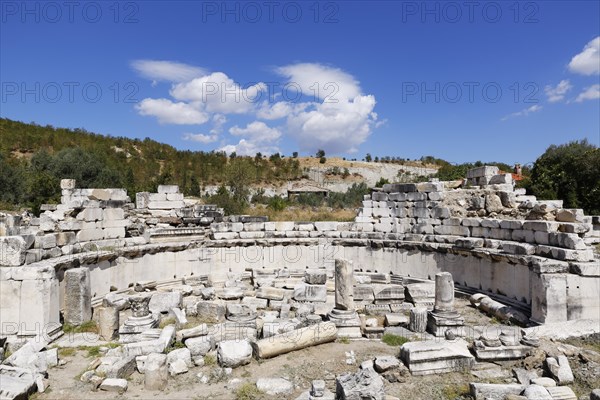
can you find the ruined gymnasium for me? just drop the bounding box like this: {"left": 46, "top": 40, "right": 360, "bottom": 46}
{"left": 1, "top": 165, "right": 599, "bottom": 400}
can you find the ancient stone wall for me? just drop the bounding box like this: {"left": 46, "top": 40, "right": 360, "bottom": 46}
{"left": 1, "top": 172, "right": 599, "bottom": 341}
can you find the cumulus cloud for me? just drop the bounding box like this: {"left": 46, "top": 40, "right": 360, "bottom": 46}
{"left": 131, "top": 60, "right": 207, "bottom": 83}
{"left": 575, "top": 84, "right": 600, "bottom": 102}
{"left": 133, "top": 61, "right": 380, "bottom": 154}
{"left": 219, "top": 139, "right": 280, "bottom": 156}
{"left": 256, "top": 101, "right": 294, "bottom": 120}
{"left": 545, "top": 80, "right": 572, "bottom": 103}
{"left": 501, "top": 104, "right": 543, "bottom": 121}
{"left": 170, "top": 72, "right": 265, "bottom": 114}
{"left": 568, "top": 36, "right": 600, "bottom": 75}
{"left": 219, "top": 121, "right": 282, "bottom": 155}
{"left": 183, "top": 133, "right": 219, "bottom": 143}
{"left": 135, "top": 98, "right": 209, "bottom": 124}
{"left": 229, "top": 121, "right": 282, "bottom": 141}
{"left": 275, "top": 63, "right": 361, "bottom": 102}
{"left": 268, "top": 63, "right": 378, "bottom": 153}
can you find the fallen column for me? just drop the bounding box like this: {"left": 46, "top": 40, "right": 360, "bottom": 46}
{"left": 252, "top": 321, "right": 337, "bottom": 359}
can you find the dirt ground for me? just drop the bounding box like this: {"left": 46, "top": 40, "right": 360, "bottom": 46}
{"left": 34, "top": 298, "right": 600, "bottom": 400}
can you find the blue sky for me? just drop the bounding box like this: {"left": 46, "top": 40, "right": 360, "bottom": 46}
{"left": 1, "top": 1, "right": 599, "bottom": 164}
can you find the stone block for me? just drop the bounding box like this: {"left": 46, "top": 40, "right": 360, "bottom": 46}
{"left": 243, "top": 222, "right": 265, "bottom": 231}
{"left": 315, "top": 221, "right": 339, "bottom": 231}
{"left": 556, "top": 209, "right": 584, "bottom": 223}
{"left": 61, "top": 179, "right": 76, "bottom": 189}
{"left": 295, "top": 222, "right": 315, "bottom": 231}
{"left": 217, "top": 339, "right": 253, "bottom": 368}
{"left": 76, "top": 229, "right": 105, "bottom": 242}
{"left": 256, "top": 378, "right": 294, "bottom": 396}
{"left": 470, "top": 383, "right": 526, "bottom": 400}
{"left": 0, "top": 236, "right": 27, "bottom": 266}
{"left": 149, "top": 292, "right": 182, "bottom": 314}
{"left": 489, "top": 174, "right": 513, "bottom": 184}
{"left": 57, "top": 219, "right": 83, "bottom": 231}
{"left": 64, "top": 267, "right": 92, "bottom": 325}
{"left": 185, "top": 335, "right": 214, "bottom": 356}
{"left": 196, "top": 301, "right": 226, "bottom": 323}
{"left": 166, "top": 193, "right": 183, "bottom": 201}
{"left": 99, "top": 378, "right": 128, "bottom": 394}
{"left": 157, "top": 185, "right": 179, "bottom": 194}
{"left": 336, "top": 368, "right": 385, "bottom": 399}
{"left": 293, "top": 284, "right": 327, "bottom": 302}
{"left": 305, "top": 269, "right": 327, "bottom": 284}
{"left": 144, "top": 353, "right": 168, "bottom": 391}
{"left": 466, "top": 166, "right": 499, "bottom": 179}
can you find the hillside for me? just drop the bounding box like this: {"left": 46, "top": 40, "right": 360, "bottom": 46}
{"left": 0, "top": 118, "right": 439, "bottom": 211}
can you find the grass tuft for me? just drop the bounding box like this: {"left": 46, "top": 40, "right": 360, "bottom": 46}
{"left": 204, "top": 354, "right": 217, "bottom": 366}
{"left": 62, "top": 320, "right": 98, "bottom": 334}
{"left": 381, "top": 333, "right": 410, "bottom": 347}
{"left": 235, "top": 382, "right": 262, "bottom": 400}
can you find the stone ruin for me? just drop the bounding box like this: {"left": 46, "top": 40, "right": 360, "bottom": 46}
{"left": 0, "top": 167, "right": 599, "bottom": 399}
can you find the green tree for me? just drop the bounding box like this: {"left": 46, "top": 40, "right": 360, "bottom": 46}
{"left": 365, "top": 153, "right": 372, "bottom": 162}
{"left": 528, "top": 139, "right": 600, "bottom": 214}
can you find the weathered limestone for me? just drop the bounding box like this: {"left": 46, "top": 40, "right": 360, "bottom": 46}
{"left": 256, "top": 378, "right": 294, "bottom": 396}
{"left": 405, "top": 282, "right": 435, "bottom": 308}
{"left": 470, "top": 383, "right": 526, "bottom": 400}
{"left": 196, "top": 301, "right": 226, "bottom": 323}
{"left": 99, "top": 378, "right": 128, "bottom": 394}
{"left": 427, "top": 272, "right": 464, "bottom": 337}
{"left": 409, "top": 307, "right": 428, "bottom": 333}
{"left": 119, "top": 294, "right": 159, "bottom": 340}
{"left": 94, "top": 306, "right": 119, "bottom": 341}
{"left": 328, "top": 259, "right": 361, "bottom": 338}
{"left": 294, "top": 284, "right": 327, "bottom": 302}
{"left": 305, "top": 269, "right": 327, "bottom": 285}
{"left": 335, "top": 367, "right": 385, "bottom": 400}
{"left": 334, "top": 258, "right": 354, "bottom": 310}
{"left": 253, "top": 321, "right": 337, "bottom": 359}
{"left": 149, "top": 291, "right": 182, "bottom": 314}
{"left": 185, "top": 335, "right": 214, "bottom": 356}
{"left": 64, "top": 267, "right": 92, "bottom": 325}
{"left": 400, "top": 339, "right": 474, "bottom": 375}
{"left": 144, "top": 353, "right": 168, "bottom": 391}
{"left": 217, "top": 339, "right": 253, "bottom": 368}
{"left": 546, "top": 355, "right": 574, "bottom": 385}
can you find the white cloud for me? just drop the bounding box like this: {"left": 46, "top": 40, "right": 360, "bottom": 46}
{"left": 275, "top": 63, "right": 361, "bottom": 102}
{"left": 131, "top": 60, "right": 206, "bottom": 83}
{"left": 229, "top": 121, "right": 281, "bottom": 141}
{"left": 183, "top": 133, "right": 218, "bottom": 144}
{"left": 575, "top": 84, "right": 600, "bottom": 102}
{"left": 219, "top": 139, "right": 279, "bottom": 156}
{"left": 134, "top": 61, "right": 380, "bottom": 154}
{"left": 219, "top": 121, "right": 282, "bottom": 156}
{"left": 256, "top": 101, "right": 293, "bottom": 120}
{"left": 170, "top": 72, "right": 265, "bottom": 114}
{"left": 135, "top": 98, "right": 209, "bottom": 125}
{"left": 210, "top": 114, "right": 227, "bottom": 135}
{"left": 568, "top": 36, "right": 600, "bottom": 75}
{"left": 269, "top": 63, "right": 379, "bottom": 154}
{"left": 501, "top": 104, "right": 543, "bottom": 121}
{"left": 285, "top": 95, "right": 377, "bottom": 153}
{"left": 545, "top": 80, "right": 572, "bottom": 102}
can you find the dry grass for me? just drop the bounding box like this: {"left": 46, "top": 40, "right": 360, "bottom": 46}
{"left": 245, "top": 205, "right": 356, "bottom": 222}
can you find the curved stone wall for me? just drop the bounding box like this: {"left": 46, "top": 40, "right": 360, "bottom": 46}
{"left": 1, "top": 178, "right": 599, "bottom": 341}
